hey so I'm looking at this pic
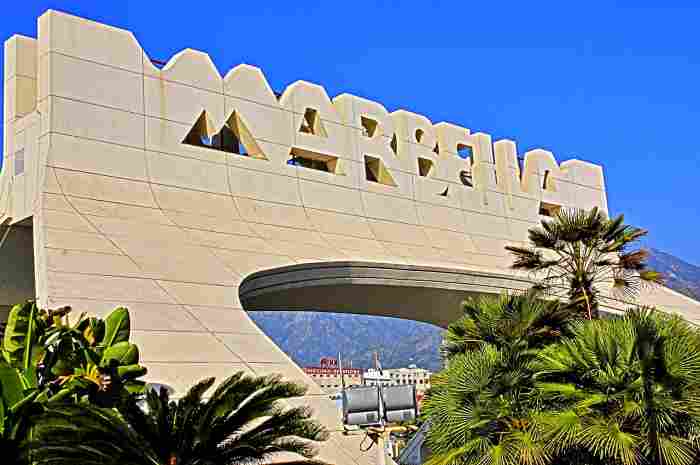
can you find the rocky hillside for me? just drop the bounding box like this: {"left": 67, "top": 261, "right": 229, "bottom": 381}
{"left": 250, "top": 311, "right": 444, "bottom": 371}
{"left": 249, "top": 249, "right": 700, "bottom": 371}
{"left": 647, "top": 248, "right": 700, "bottom": 300}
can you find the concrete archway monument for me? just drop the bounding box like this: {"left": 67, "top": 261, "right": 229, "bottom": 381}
{"left": 2, "top": 10, "right": 700, "bottom": 465}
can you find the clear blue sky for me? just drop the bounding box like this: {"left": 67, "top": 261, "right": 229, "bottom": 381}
{"left": 2, "top": 1, "right": 699, "bottom": 264}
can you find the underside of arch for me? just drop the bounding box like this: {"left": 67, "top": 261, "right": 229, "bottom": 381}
{"left": 240, "top": 261, "right": 700, "bottom": 327}
{"left": 240, "top": 262, "right": 534, "bottom": 328}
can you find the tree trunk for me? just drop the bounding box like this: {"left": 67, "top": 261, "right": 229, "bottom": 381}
{"left": 570, "top": 285, "right": 599, "bottom": 320}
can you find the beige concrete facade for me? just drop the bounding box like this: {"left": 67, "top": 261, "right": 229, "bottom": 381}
{"left": 1, "top": 10, "right": 700, "bottom": 465}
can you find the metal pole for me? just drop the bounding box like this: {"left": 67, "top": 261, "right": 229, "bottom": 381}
{"left": 376, "top": 429, "right": 387, "bottom": 465}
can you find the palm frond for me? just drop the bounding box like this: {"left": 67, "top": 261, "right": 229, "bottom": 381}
{"left": 30, "top": 372, "right": 328, "bottom": 465}
{"left": 653, "top": 436, "right": 696, "bottom": 465}
{"left": 505, "top": 246, "right": 545, "bottom": 270}
{"left": 639, "top": 270, "right": 665, "bottom": 286}
{"left": 29, "top": 404, "right": 159, "bottom": 465}
{"left": 578, "top": 418, "right": 638, "bottom": 465}
{"left": 618, "top": 249, "right": 650, "bottom": 272}
{"left": 505, "top": 207, "right": 660, "bottom": 316}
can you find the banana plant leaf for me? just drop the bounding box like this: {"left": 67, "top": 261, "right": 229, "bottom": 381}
{"left": 124, "top": 380, "right": 146, "bottom": 394}
{"left": 101, "top": 342, "right": 139, "bottom": 367}
{"left": 0, "top": 361, "right": 24, "bottom": 408}
{"left": 117, "top": 364, "right": 147, "bottom": 380}
{"left": 78, "top": 317, "right": 105, "bottom": 346}
{"left": 101, "top": 308, "right": 130, "bottom": 349}
{"left": 2, "top": 303, "right": 35, "bottom": 368}
{"left": 0, "top": 396, "right": 5, "bottom": 437}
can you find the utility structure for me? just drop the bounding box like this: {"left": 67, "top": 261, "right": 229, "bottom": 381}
{"left": 2, "top": 10, "right": 700, "bottom": 465}
{"left": 340, "top": 353, "right": 419, "bottom": 465}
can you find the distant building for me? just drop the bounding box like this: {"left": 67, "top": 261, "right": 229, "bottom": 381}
{"left": 302, "top": 357, "right": 363, "bottom": 394}
{"left": 365, "top": 364, "right": 432, "bottom": 393}
{"left": 363, "top": 368, "right": 393, "bottom": 387}
{"left": 304, "top": 358, "right": 432, "bottom": 396}
{"left": 304, "top": 357, "right": 433, "bottom": 398}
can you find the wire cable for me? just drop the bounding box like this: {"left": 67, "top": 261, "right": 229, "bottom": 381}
{"left": 359, "top": 431, "right": 374, "bottom": 452}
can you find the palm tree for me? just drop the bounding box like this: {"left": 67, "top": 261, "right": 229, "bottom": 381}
{"left": 422, "top": 292, "right": 577, "bottom": 465}
{"left": 532, "top": 308, "right": 700, "bottom": 465}
{"left": 441, "top": 291, "right": 578, "bottom": 360}
{"left": 423, "top": 345, "right": 550, "bottom": 465}
{"left": 425, "top": 298, "right": 700, "bottom": 465}
{"left": 29, "top": 372, "right": 329, "bottom": 465}
{"left": 23, "top": 404, "right": 158, "bottom": 465}
{"left": 505, "top": 207, "right": 664, "bottom": 319}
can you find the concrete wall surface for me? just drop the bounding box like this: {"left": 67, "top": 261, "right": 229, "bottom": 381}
{"left": 1, "top": 10, "right": 699, "bottom": 465}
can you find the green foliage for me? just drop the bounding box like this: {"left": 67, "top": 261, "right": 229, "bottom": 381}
{"left": 25, "top": 403, "right": 158, "bottom": 465}
{"left": 1, "top": 304, "right": 147, "bottom": 405}
{"left": 505, "top": 207, "right": 664, "bottom": 319}
{"left": 441, "top": 291, "right": 578, "bottom": 360}
{"left": 0, "top": 302, "right": 332, "bottom": 465}
{"left": 425, "top": 293, "right": 576, "bottom": 465}
{"left": 424, "top": 293, "right": 700, "bottom": 465}
{"left": 3, "top": 302, "right": 36, "bottom": 367}
{"left": 0, "top": 360, "right": 26, "bottom": 409}
{"left": 0, "top": 358, "right": 40, "bottom": 465}
{"left": 31, "top": 372, "right": 329, "bottom": 465}
{"left": 2, "top": 302, "right": 50, "bottom": 398}
{"left": 532, "top": 308, "right": 700, "bottom": 465}
{"left": 101, "top": 307, "right": 129, "bottom": 349}
{"left": 425, "top": 345, "right": 550, "bottom": 465}
{"left": 0, "top": 301, "right": 147, "bottom": 463}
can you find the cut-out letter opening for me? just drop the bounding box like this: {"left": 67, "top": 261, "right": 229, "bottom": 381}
{"left": 542, "top": 170, "right": 556, "bottom": 191}
{"left": 418, "top": 158, "right": 433, "bottom": 177}
{"left": 288, "top": 148, "right": 339, "bottom": 174}
{"left": 459, "top": 170, "right": 473, "bottom": 187}
{"left": 457, "top": 144, "right": 473, "bottom": 160}
{"left": 183, "top": 111, "right": 265, "bottom": 159}
{"left": 365, "top": 155, "right": 397, "bottom": 186}
{"left": 299, "top": 108, "right": 328, "bottom": 137}
{"left": 361, "top": 116, "right": 379, "bottom": 138}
